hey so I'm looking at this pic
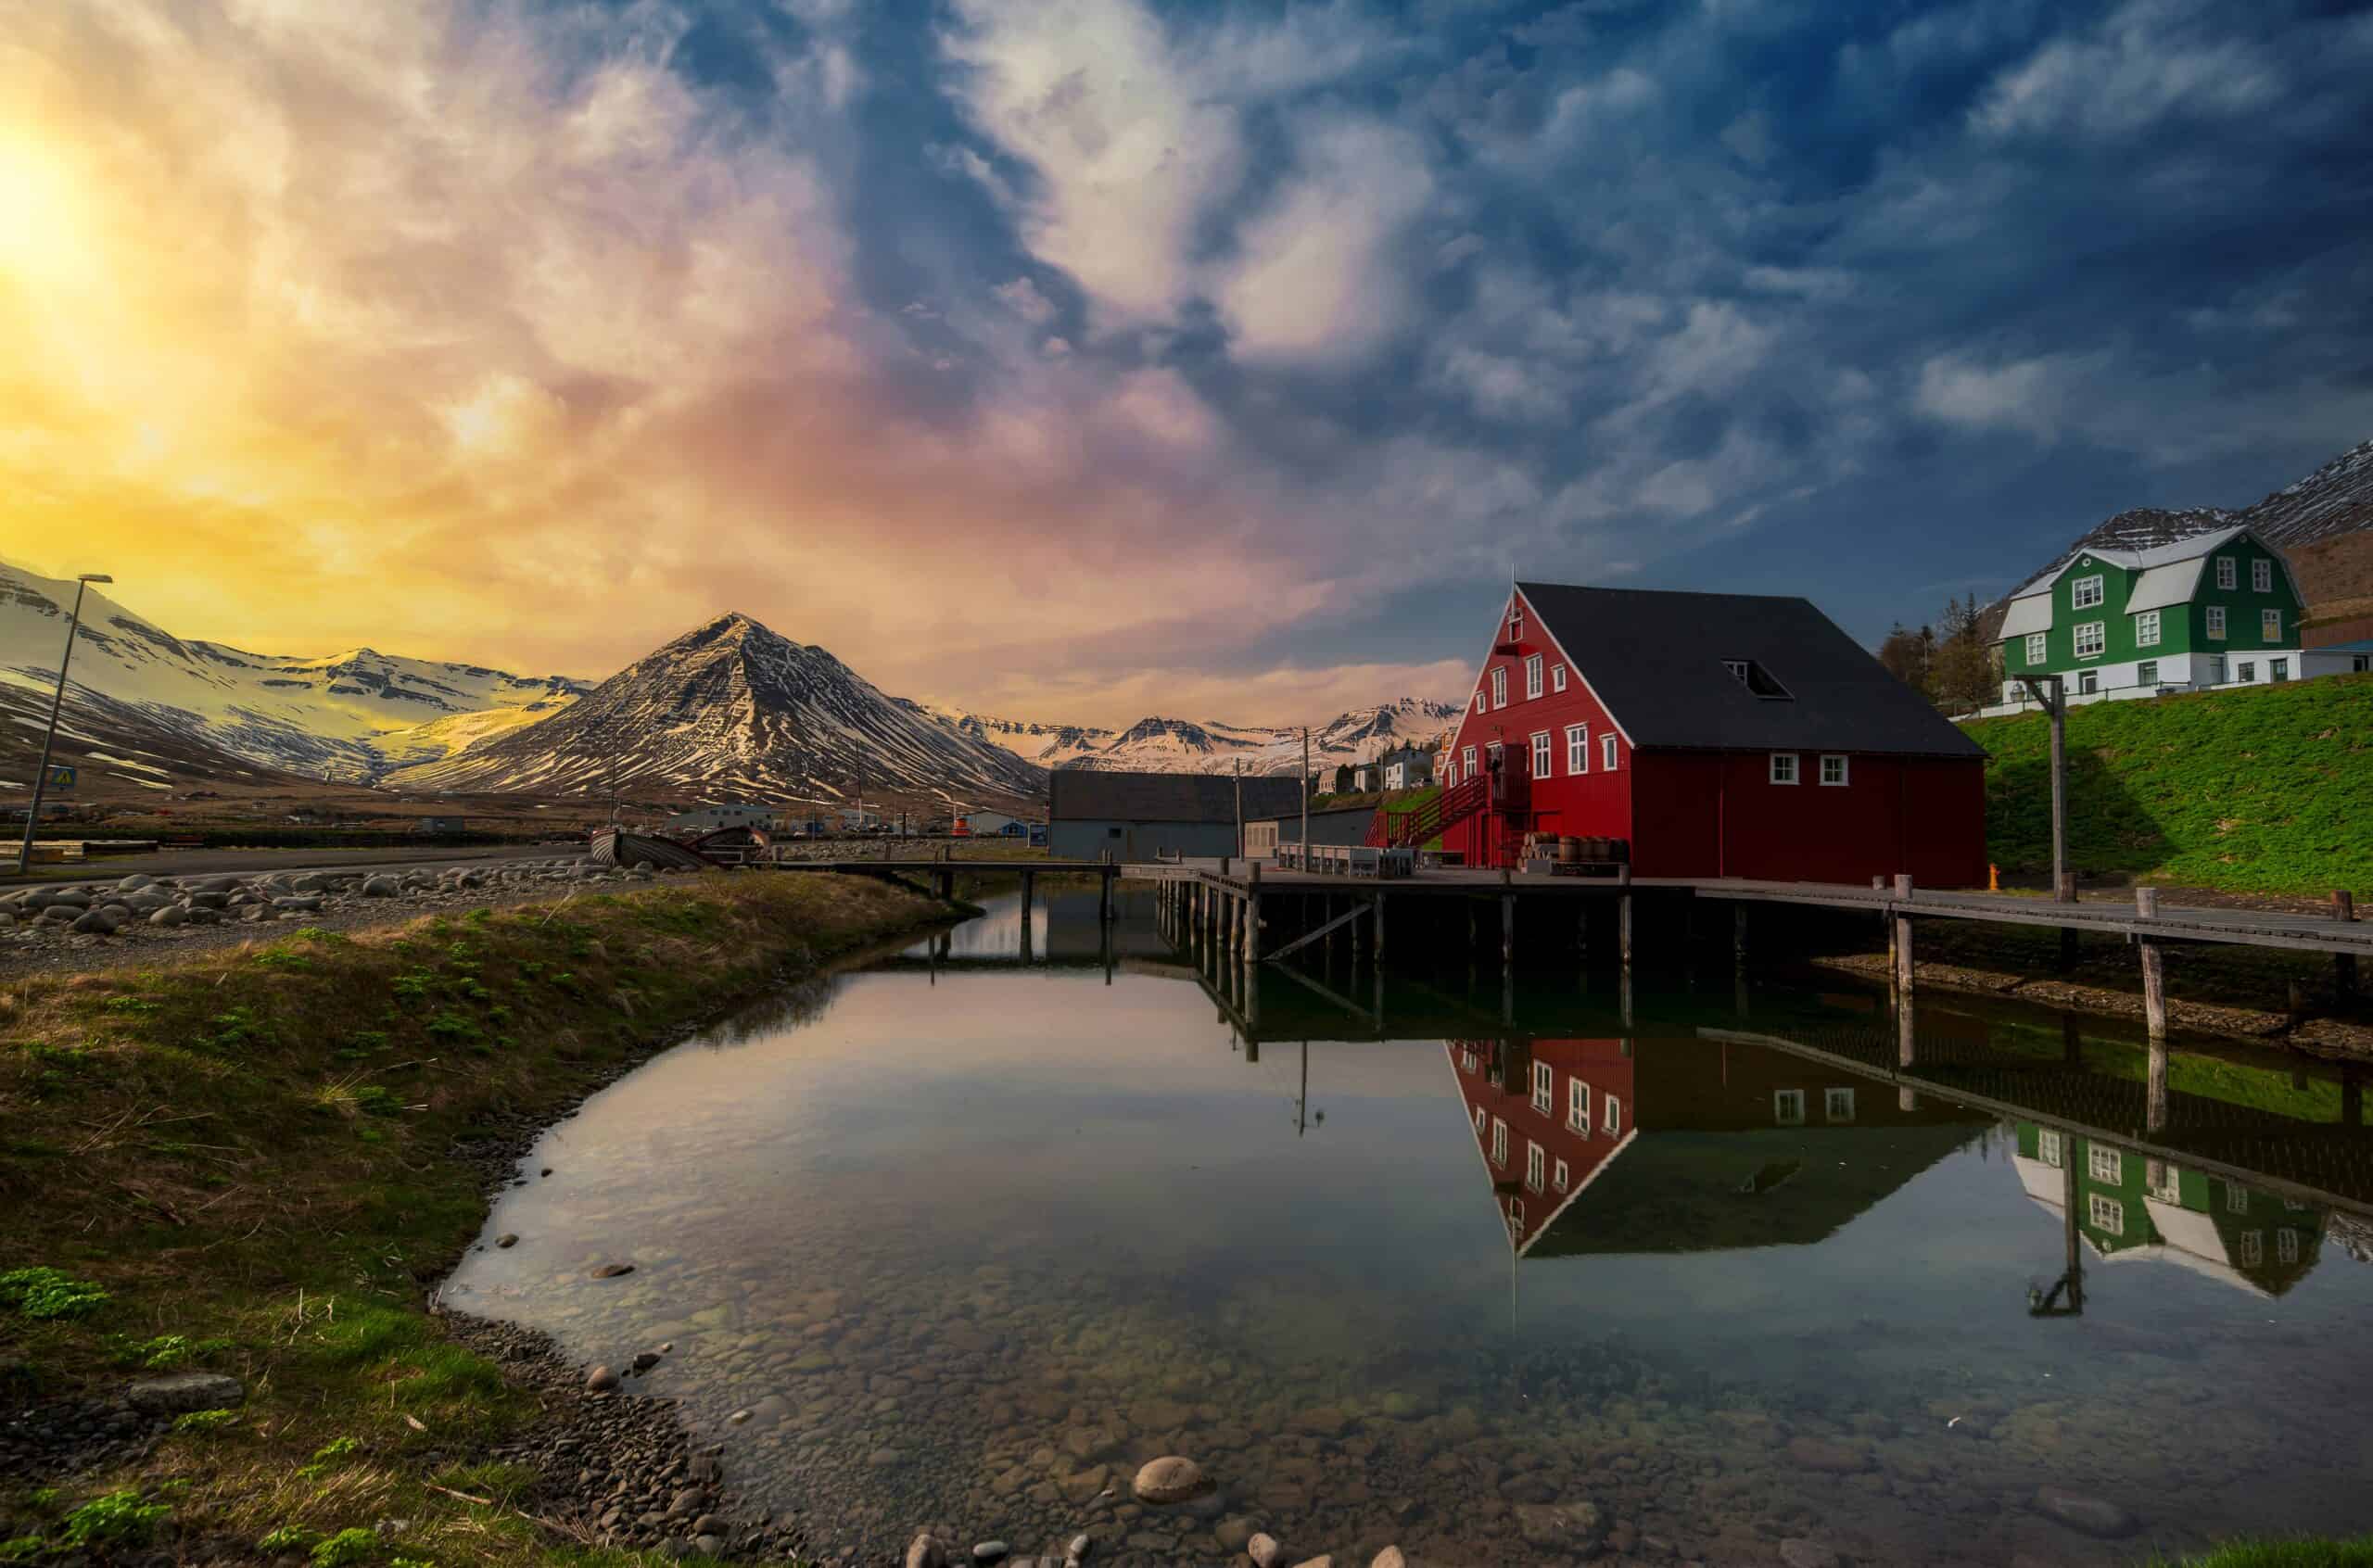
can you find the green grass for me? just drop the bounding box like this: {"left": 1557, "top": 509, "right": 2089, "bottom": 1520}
{"left": 1964, "top": 672, "right": 2373, "bottom": 894}
{"left": 2153, "top": 1537, "right": 2373, "bottom": 1567}
{"left": 0, "top": 873, "right": 945, "bottom": 1567}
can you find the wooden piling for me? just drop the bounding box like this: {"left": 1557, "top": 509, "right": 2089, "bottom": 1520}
{"left": 2137, "top": 887, "right": 2167, "bottom": 1048}
{"left": 1893, "top": 896, "right": 1915, "bottom": 1069}
{"left": 1618, "top": 892, "right": 1633, "bottom": 974}
{"left": 2336, "top": 891, "right": 2359, "bottom": 1003}
{"left": 1732, "top": 903, "right": 1748, "bottom": 974}
{"left": 1373, "top": 892, "right": 1385, "bottom": 961}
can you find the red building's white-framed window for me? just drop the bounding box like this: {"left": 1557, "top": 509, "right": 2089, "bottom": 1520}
{"left": 1819, "top": 753, "right": 1848, "bottom": 786}
{"left": 1462, "top": 744, "right": 1477, "bottom": 781}
{"left": 1491, "top": 1117, "right": 1508, "bottom": 1167}
{"left": 1525, "top": 653, "right": 1543, "bottom": 699}
{"left": 1567, "top": 1079, "right": 1591, "bottom": 1134}
{"left": 1566, "top": 725, "right": 1588, "bottom": 775}
{"left": 1529, "top": 731, "right": 1552, "bottom": 778}
{"left": 1510, "top": 603, "right": 1524, "bottom": 639}
{"left": 1601, "top": 734, "right": 1619, "bottom": 772}
{"left": 1554, "top": 1158, "right": 1570, "bottom": 1193}
{"left": 1603, "top": 1094, "right": 1622, "bottom": 1134}
{"left": 1491, "top": 666, "right": 1507, "bottom": 708}
{"left": 1474, "top": 690, "right": 1485, "bottom": 715}
{"left": 1530, "top": 1059, "right": 1553, "bottom": 1116}
{"left": 1526, "top": 1141, "right": 1545, "bottom": 1193}
{"left": 1769, "top": 752, "right": 1797, "bottom": 785}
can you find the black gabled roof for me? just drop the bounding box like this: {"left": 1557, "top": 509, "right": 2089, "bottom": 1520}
{"left": 1048, "top": 769, "right": 1306, "bottom": 825}
{"left": 1516, "top": 582, "right": 1987, "bottom": 759}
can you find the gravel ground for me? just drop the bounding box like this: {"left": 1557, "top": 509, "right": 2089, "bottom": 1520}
{"left": 0, "top": 856, "right": 683, "bottom": 982}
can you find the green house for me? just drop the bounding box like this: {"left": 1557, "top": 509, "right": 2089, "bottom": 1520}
{"left": 2014, "top": 1123, "right": 2324, "bottom": 1296}
{"left": 1994, "top": 525, "right": 2308, "bottom": 705}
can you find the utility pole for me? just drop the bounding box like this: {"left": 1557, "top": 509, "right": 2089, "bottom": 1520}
{"left": 2019, "top": 672, "right": 2076, "bottom": 967}
{"left": 18, "top": 572, "right": 110, "bottom": 874}
{"left": 1234, "top": 759, "right": 1244, "bottom": 859}
{"left": 1300, "top": 727, "right": 1312, "bottom": 867}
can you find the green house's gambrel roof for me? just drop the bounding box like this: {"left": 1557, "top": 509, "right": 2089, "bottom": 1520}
{"left": 1996, "top": 524, "right": 2305, "bottom": 642}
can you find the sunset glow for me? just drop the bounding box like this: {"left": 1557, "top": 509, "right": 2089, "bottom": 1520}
{"left": 4, "top": 0, "right": 2368, "bottom": 724}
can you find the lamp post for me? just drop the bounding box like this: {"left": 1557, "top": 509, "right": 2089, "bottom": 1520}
{"left": 18, "top": 573, "right": 111, "bottom": 874}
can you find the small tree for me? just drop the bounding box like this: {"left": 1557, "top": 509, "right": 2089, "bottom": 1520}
{"left": 1331, "top": 763, "right": 1354, "bottom": 793}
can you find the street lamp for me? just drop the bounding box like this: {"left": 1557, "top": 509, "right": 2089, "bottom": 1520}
{"left": 17, "top": 574, "right": 111, "bottom": 874}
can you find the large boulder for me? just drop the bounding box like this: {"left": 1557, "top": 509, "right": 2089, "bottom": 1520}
{"left": 1132, "top": 1456, "right": 1212, "bottom": 1505}
{"left": 148, "top": 905, "right": 187, "bottom": 927}
{"left": 115, "top": 873, "right": 156, "bottom": 891}
{"left": 361, "top": 876, "right": 401, "bottom": 898}
{"left": 126, "top": 1372, "right": 244, "bottom": 1414}
{"left": 70, "top": 908, "right": 121, "bottom": 935}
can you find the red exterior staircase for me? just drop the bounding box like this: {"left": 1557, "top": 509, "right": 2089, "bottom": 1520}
{"left": 1365, "top": 776, "right": 1489, "bottom": 849}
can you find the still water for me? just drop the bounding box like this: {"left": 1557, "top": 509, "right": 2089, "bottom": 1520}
{"left": 443, "top": 889, "right": 2373, "bottom": 1566}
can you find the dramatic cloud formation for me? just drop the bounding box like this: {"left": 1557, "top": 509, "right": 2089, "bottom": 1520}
{"left": 4, "top": 0, "right": 2371, "bottom": 725}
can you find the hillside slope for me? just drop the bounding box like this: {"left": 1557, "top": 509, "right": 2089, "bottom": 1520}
{"left": 1963, "top": 675, "right": 2373, "bottom": 894}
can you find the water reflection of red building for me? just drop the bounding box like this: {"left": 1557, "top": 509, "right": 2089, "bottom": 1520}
{"left": 1448, "top": 1037, "right": 1988, "bottom": 1258}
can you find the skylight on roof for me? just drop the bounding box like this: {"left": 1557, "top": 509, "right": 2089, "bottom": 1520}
{"left": 1723, "top": 659, "right": 1792, "bottom": 700}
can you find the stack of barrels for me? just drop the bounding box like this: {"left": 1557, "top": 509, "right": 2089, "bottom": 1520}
{"left": 1521, "top": 833, "right": 1630, "bottom": 864}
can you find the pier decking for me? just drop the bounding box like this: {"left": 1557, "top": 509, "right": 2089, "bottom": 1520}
{"left": 1125, "top": 859, "right": 2373, "bottom": 957}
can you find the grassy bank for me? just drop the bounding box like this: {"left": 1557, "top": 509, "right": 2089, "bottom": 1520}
{"left": 1962, "top": 672, "right": 2373, "bottom": 895}
{"left": 0, "top": 873, "right": 947, "bottom": 1565}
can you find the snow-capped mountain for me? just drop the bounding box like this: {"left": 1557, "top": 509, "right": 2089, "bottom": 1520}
{"left": 385, "top": 613, "right": 1049, "bottom": 805}
{"left": 901, "top": 702, "right": 1113, "bottom": 767}
{"left": 983, "top": 698, "right": 1460, "bottom": 776}
{"left": 910, "top": 697, "right": 1461, "bottom": 776}
{"left": 0, "top": 558, "right": 588, "bottom": 782}
{"left": 2005, "top": 436, "right": 2373, "bottom": 599}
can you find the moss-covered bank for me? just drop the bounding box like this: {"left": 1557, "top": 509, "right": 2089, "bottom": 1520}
{"left": 0, "top": 873, "right": 948, "bottom": 1566}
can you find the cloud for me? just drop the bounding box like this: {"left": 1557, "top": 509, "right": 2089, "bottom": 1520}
{"left": 1971, "top": 0, "right": 2284, "bottom": 140}
{"left": 992, "top": 276, "right": 1059, "bottom": 324}
{"left": 1914, "top": 353, "right": 2076, "bottom": 442}
{"left": 936, "top": 0, "right": 1249, "bottom": 329}
{"left": 1215, "top": 116, "right": 1436, "bottom": 366}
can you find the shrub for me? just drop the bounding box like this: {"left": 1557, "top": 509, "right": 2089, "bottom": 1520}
{"left": 171, "top": 1408, "right": 241, "bottom": 1433}
{"left": 60, "top": 1491, "right": 170, "bottom": 1549}
{"left": 311, "top": 1528, "right": 382, "bottom": 1568}
{"left": 0, "top": 1267, "right": 109, "bottom": 1320}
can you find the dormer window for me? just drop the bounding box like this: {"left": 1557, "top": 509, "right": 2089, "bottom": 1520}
{"left": 2071, "top": 575, "right": 2104, "bottom": 610}
{"left": 1723, "top": 659, "right": 1793, "bottom": 699}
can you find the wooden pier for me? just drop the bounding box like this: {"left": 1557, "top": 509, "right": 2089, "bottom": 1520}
{"left": 1129, "top": 858, "right": 2372, "bottom": 1054}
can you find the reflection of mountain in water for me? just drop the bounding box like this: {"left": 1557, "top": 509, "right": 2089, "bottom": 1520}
{"left": 1448, "top": 1036, "right": 1986, "bottom": 1258}
{"left": 2013, "top": 1124, "right": 2325, "bottom": 1297}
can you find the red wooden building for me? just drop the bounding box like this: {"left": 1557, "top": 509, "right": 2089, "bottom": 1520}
{"left": 1422, "top": 583, "right": 1988, "bottom": 885}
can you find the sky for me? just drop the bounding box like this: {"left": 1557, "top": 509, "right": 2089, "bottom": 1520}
{"left": 3, "top": 0, "right": 2371, "bottom": 728}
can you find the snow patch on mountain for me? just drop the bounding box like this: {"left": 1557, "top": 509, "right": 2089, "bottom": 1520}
{"left": 0, "top": 558, "right": 589, "bottom": 781}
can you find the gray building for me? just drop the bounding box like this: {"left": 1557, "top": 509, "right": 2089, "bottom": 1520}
{"left": 1244, "top": 803, "right": 1379, "bottom": 857}
{"left": 1048, "top": 771, "right": 1304, "bottom": 861}
{"left": 666, "top": 803, "right": 775, "bottom": 836}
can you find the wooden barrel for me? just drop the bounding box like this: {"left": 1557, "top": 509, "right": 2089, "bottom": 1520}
{"left": 1557, "top": 835, "right": 1580, "bottom": 862}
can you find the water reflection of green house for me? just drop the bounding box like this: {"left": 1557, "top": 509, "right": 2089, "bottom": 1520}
{"left": 2012, "top": 1123, "right": 2325, "bottom": 1296}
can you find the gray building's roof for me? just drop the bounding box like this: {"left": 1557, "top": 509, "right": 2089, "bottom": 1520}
{"left": 1517, "top": 581, "right": 1986, "bottom": 759}
{"left": 1050, "top": 770, "right": 1306, "bottom": 824}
